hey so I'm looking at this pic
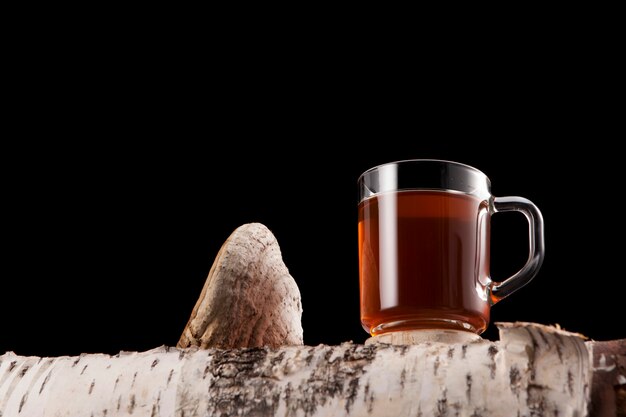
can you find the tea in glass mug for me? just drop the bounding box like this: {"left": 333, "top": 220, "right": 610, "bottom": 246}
{"left": 358, "top": 160, "right": 544, "bottom": 340}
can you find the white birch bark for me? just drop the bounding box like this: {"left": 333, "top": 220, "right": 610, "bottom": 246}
{"left": 0, "top": 322, "right": 601, "bottom": 417}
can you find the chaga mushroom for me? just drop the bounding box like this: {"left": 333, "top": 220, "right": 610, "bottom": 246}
{"left": 178, "top": 223, "right": 303, "bottom": 349}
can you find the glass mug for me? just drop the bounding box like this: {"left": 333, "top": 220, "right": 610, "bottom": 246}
{"left": 358, "top": 160, "right": 544, "bottom": 340}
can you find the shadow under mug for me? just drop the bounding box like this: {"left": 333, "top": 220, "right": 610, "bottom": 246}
{"left": 358, "top": 160, "right": 544, "bottom": 338}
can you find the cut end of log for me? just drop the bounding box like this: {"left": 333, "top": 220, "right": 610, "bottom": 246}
{"left": 177, "top": 223, "right": 303, "bottom": 349}
{"left": 365, "top": 329, "right": 482, "bottom": 345}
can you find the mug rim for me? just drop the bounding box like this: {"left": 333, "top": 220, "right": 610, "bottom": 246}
{"left": 358, "top": 159, "right": 489, "bottom": 183}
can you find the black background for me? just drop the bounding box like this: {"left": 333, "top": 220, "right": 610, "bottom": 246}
{"left": 1, "top": 44, "right": 623, "bottom": 355}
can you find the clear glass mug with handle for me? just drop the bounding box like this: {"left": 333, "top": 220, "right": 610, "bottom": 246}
{"left": 358, "top": 160, "right": 544, "bottom": 343}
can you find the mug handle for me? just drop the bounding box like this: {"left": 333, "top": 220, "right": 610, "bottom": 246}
{"left": 489, "top": 196, "right": 545, "bottom": 303}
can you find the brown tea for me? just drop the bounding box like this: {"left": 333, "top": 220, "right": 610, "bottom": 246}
{"left": 358, "top": 190, "right": 491, "bottom": 335}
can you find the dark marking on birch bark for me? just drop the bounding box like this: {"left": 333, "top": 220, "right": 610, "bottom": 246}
{"left": 470, "top": 409, "right": 485, "bottom": 417}
{"left": 526, "top": 329, "right": 540, "bottom": 382}
{"left": 400, "top": 369, "right": 406, "bottom": 389}
{"left": 167, "top": 369, "right": 174, "bottom": 385}
{"left": 528, "top": 329, "right": 540, "bottom": 352}
{"left": 462, "top": 345, "right": 468, "bottom": 359}
{"left": 19, "top": 366, "right": 29, "bottom": 378}
{"left": 526, "top": 383, "right": 547, "bottom": 413}
{"left": 153, "top": 392, "right": 161, "bottom": 417}
{"left": 364, "top": 382, "right": 375, "bottom": 413}
{"left": 103, "top": 410, "right": 107, "bottom": 416}
{"left": 89, "top": 379, "right": 95, "bottom": 395}
{"left": 466, "top": 374, "right": 472, "bottom": 402}
{"left": 567, "top": 370, "right": 574, "bottom": 396}
{"left": 284, "top": 382, "right": 293, "bottom": 409}
{"left": 537, "top": 328, "right": 550, "bottom": 346}
{"left": 305, "top": 347, "right": 316, "bottom": 366}
{"left": 346, "top": 377, "right": 360, "bottom": 413}
{"left": 80, "top": 365, "right": 88, "bottom": 375}
{"left": 487, "top": 346, "right": 497, "bottom": 379}
{"left": 39, "top": 371, "right": 51, "bottom": 394}
{"left": 435, "top": 389, "right": 448, "bottom": 417}
{"left": 8, "top": 361, "right": 16, "bottom": 373}
{"left": 434, "top": 356, "right": 441, "bottom": 376}
{"left": 178, "top": 350, "right": 185, "bottom": 360}
{"left": 114, "top": 376, "right": 120, "bottom": 391}
{"left": 128, "top": 394, "right": 136, "bottom": 414}
{"left": 117, "top": 395, "right": 121, "bottom": 411}
{"left": 509, "top": 366, "right": 521, "bottom": 396}
{"left": 336, "top": 345, "right": 377, "bottom": 412}
{"left": 270, "top": 351, "right": 286, "bottom": 367}
{"left": 399, "top": 345, "right": 409, "bottom": 356}
{"left": 131, "top": 371, "right": 138, "bottom": 388}
{"left": 151, "top": 359, "right": 159, "bottom": 369}
{"left": 555, "top": 342, "right": 563, "bottom": 363}
{"left": 18, "top": 393, "right": 27, "bottom": 413}
{"left": 447, "top": 347, "right": 455, "bottom": 359}
{"left": 71, "top": 357, "right": 80, "bottom": 367}
{"left": 525, "top": 344, "right": 536, "bottom": 381}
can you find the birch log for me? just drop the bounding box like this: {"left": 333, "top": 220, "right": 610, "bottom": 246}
{"left": 2, "top": 323, "right": 622, "bottom": 417}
